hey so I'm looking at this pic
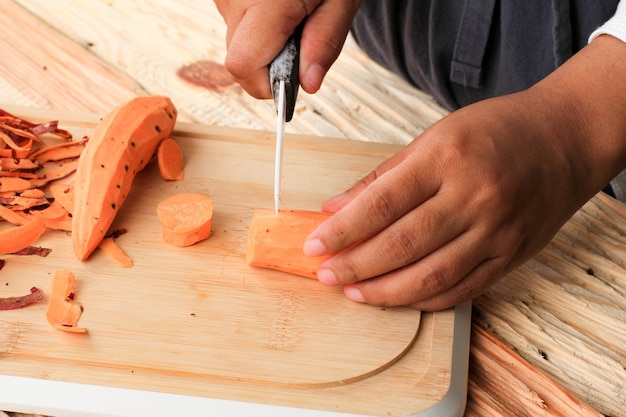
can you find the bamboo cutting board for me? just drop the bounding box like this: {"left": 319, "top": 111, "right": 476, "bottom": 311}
{"left": 0, "top": 107, "right": 463, "bottom": 416}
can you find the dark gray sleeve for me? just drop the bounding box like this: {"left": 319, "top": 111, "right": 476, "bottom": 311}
{"left": 351, "top": 0, "right": 619, "bottom": 110}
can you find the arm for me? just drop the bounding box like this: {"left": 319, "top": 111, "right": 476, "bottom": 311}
{"left": 304, "top": 33, "right": 626, "bottom": 311}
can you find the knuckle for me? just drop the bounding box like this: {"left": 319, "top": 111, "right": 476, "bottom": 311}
{"left": 335, "top": 255, "right": 367, "bottom": 284}
{"left": 418, "top": 266, "right": 451, "bottom": 297}
{"left": 223, "top": 54, "right": 246, "bottom": 80}
{"left": 363, "top": 186, "right": 398, "bottom": 226}
{"left": 384, "top": 226, "right": 421, "bottom": 265}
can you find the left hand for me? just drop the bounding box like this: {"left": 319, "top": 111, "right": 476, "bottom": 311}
{"left": 303, "top": 35, "right": 626, "bottom": 311}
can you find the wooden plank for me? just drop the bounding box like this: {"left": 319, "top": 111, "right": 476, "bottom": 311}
{"left": 467, "top": 320, "right": 603, "bottom": 417}
{"left": 0, "top": 107, "right": 460, "bottom": 416}
{"left": 473, "top": 193, "right": 626, "bottom": 416}
{"left": 8, "top": 0, "right": 448, "bottom": 142}
{"left": 0, "top": 1, "right": 142, "bottom": 114}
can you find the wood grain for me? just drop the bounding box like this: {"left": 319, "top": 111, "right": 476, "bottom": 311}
{"left": 473, "top": 193, "right": 626, "bottom": 416}
{"left": 465, "top": 319, "right": 603, "bottom": 417}
{"left": 0, "top": 108, "right": 460, "bottom": 417}
{"left": 8, "top": 0, "right": 447, "bottom": 142}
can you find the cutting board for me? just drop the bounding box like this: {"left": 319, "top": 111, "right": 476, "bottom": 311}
{"left": 0, "top": 107, "right": 467, "bottom": 416}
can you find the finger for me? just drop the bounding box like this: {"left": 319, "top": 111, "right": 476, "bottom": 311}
{"left": 321, "top": 144, "right": 415, "bottom": 213}
{"left": 306, "top": 147, "right": 441, "bottom": 256}
{"left": 298, "top": 0, "right": 361, "bottom": 93}
{"left": 224, "top": 3, "right": 310, "bottom": 99}
{"left": 406, "top": 257, "right": 507, "bottom": 311}
{"left": 319, "top": 191, "right": 471, "bottom": 284}
{"left": 340, "top": 226, "right": 492, "bottom": 307}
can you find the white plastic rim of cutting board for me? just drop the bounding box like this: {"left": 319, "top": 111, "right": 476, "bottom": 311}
{"left": 0, "top": 301, "right": 471, "bottom": 417}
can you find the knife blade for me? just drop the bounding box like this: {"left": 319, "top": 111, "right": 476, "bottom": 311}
{"left": 269, "top": 24, "right": 302, "bottom": 215}
{"left": 273, "top": 78, "right": 286, "bottom": 216}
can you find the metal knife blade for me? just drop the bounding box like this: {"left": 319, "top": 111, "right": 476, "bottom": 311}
{"left": 274, "top": 78, "right": 286, "bottom": 216}
{"left": 269, "top": 24, "right": 302, "bottom": 215}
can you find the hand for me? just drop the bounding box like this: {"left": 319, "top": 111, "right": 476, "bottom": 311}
{"left": 214, "top": 0, "right": 361, "bottom": 98}
{"left": 302, "top": 35, "right": 626, "bottom": 311}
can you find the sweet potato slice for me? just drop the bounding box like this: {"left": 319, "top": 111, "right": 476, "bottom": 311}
{"left": 246, "top": 209, "right": 333, "bottom": 279}
{"left": 0, "top": 177, "right": 32, "bottom": 193}
{"left": 0, "top": 204, "right": 29, "bottom": 225}
{"left": 29, "top": 137, "right": 88, "bottom": 163}
{"left": 49, "top": 182, "right": 74, "bottom": 214}
{"left": 0, "top": 217, "right": 46, "bottom": 255}
{"left": 157, "top": 137, "right": 184, "bottom": 181}
{"left": 98, "top": 237, "right": 132, "bottom": 268}
{"left": 156, "top": 193, "right": 213, "bottom": 247}
{"left": 46, "top": 269, "right": 87, "bottom": 333}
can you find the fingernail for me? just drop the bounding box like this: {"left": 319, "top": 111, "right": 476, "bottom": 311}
{"left": 302, "top": 63, "right": 325, "bottom": 93}
{"left": 344, "top": 286, "right": 365, "bottom": 303}
{"left": 303, "top": 238, "right": 326, "bottom": 257}
{"left": 317, "top": 269, "right": 338, "bottom": 286}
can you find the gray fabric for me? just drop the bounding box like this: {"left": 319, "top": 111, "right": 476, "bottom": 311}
{"left": 611, "top": 170, "right": 626, "bottom": 201}
{"left": 551, "top": 0, "right": 573, "bottom": 67}
{"left": 449, "top": 0, "right": 496, "bottom": 89}
{"left": 351, "top": 1, "right": 465, "bottom": 111}
{"left": 351, "top": 0, "right": 620, "bottom": 111}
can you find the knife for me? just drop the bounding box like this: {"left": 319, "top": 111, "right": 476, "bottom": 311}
{"left": 269, "top": 23, "right": 302, "bottom": 215}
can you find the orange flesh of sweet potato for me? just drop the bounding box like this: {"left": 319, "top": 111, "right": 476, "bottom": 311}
{"left": 29, "top": 159, "right": 80, "bottom": 188}
{"left": 0, "top": 157, "right": 40, "bottom": 171}
{"left": 0, "top": 177, "right": 32, "bottom": 193}
{"left": 98, "top": 237, "right": 132, "bottom": 268}
{"left": 72, "top": 96, "right": 177, "bottom": 261}
{"left": 157, "top": 137, "right": 184, "bottom": 181}
{"left": 156, "top": 193, "right": 213, "bottom": 247}
{"left": 46, "top": 269, "right": 87, "bottom": 333}
{"left": 0, "top": 217, "right": 47, "bottom": 255}
{"left": 0, "top": 204, "right": 29, "bottom": 225}
{"left": 49, "top": 182, "right": 74, "bottom": 214}
{"left": 29, "top": 137, "right": 88, "bottom": 163}
{"left": 246, "top": 209, "right": 333, "bottom": 279}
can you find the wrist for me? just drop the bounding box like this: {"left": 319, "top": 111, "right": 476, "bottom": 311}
{"left": 529, "top": 35, "right": 626, "bottom": 197}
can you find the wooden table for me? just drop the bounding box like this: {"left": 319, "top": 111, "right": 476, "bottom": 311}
{"left": 0, "top": 1, "right": 624, "bottom": 416}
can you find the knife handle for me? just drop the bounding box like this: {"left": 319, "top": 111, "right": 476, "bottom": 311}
{"left": 269, "top": 23, "right": 303, "bottom": 122}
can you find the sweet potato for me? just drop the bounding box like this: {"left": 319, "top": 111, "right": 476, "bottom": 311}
{"left": 72, "top": 96, "right": 177, "bottom": 260}
{"left": 29, "top": 158, "right": 79, "bottom": 188}
{"left": 29, "top": 137, "right": 88, "bottom": 163}
{"left": 0, "top": 217, "right": 47, "bottom": 255}
{"left": 0, "top": 204, "right": 29, "bottom": 225}
{"left": 29, "top": 201, "right": 73, "bottom": 231}
{"left": 98, "top": 237, "right": 132, "bottom": 268}
{"left": 0, "top": 157, "right": 40, "bottom": 170}
{"left": 157, "top": 137, "right": 184, "bottom": 181}
{"left": 0, "top": 177, "right": 32, "bottom": 193}
{"left": 46, "top": 269, "right": 87, "bottom": 333}
{"left": 156, "top": 193, "right": 213, "bottom": 247}
{"left": 246, "top": 209, "right": 333, "bottom": 279}
{"left": 49, "top": 182, "right": 74, "bottom": 214}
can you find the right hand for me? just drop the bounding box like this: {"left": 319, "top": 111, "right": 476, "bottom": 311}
{"left": 214, "top": 0, "right": 361, "bottom": 99}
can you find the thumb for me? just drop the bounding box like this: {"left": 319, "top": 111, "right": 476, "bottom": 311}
{"left": 299, "top": 1, "right": 361, "bottom": 94}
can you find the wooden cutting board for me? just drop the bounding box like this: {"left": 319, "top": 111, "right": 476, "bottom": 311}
{"left": 0, "top": 107, "right": 461, "bottom": 416}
